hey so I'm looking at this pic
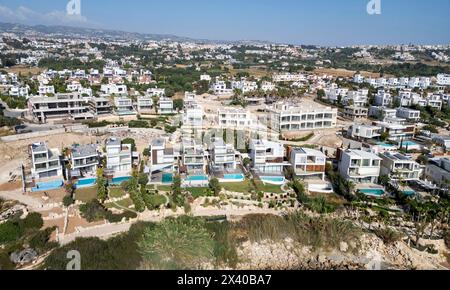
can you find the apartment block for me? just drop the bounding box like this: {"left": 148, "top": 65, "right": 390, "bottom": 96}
{"left": 28, "top": 93, "right": 93, "bottom": 123}
{"left": 268, "top": 102, "right": 337, "bottom": 132}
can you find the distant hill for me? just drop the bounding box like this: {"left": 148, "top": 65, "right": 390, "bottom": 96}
{"left": 0, "top": 22, "right": 273, "bottom": 45}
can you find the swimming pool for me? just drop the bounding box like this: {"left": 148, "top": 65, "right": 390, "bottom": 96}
{"left": 402, "top": 190, "right": 416, "bottom": 196}
{"left": 358, "top": 188, "right": 385, "bottom": 197}
{"left": 399, "top": 141, "right": 420, "bottom": 148}
{"left": 222, "top": 174, "right": 245, "bottom": 181}
{"left": 260, "top": 176, "right": 285, "bottom": 185}
{"left": 111, "top": 176, "right": 131, "bottom": 185}
{"left": 377, "top": 142, "right": 396, "bottom": 148}
{"left": 75, "top": 178, "right": 97, "bottom": 188}
{"left": 162, "top": 173, "right": 173, "bottom": 184}
{"left": 32, "top": 180, "right": 64, "bottom": 192}
{"left": 186, "top": 175, "right": 209, "bottom": 182}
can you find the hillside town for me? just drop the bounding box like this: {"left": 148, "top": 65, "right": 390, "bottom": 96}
{"left": 1, "top": 23, "right": 450, "bottom": 271}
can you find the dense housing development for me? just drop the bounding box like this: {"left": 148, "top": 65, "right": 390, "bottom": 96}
{"left": 0, "top": 20, "right": 450, "bottom": 272}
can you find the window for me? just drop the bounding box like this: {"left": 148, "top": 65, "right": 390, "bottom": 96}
{"left": 362, "top": 159, "right": 370, "bottom": 167}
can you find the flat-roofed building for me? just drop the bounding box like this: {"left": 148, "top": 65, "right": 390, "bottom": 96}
{"left": 267, "top": 101, "right": 337, "bottom": 132}
{"left": 290, "top": 147, "right": 326, "bottom": 180}
{"left": 338, "top": 149, "right": 382, "bottom": 184}
{"left": 28, "top": 92, "right": 93, "bottom": 123}
{"left": 30, "top": 142, "right": 63, "bottom": 180}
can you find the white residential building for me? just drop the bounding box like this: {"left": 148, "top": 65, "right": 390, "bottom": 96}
{"left": 380, "top": 152, "right": 421, "bottom": 181}
{"left": 425, "top": 157, "right": 450, "bottom": 189}
{"left": 343, "top": 106, "right": 369, "bottom": 120}
{"left": 148, "top": 138, "right": 179, "bottom": 174}
{"left": 374, "top": 118, "right": 416, "bottom": 142}
{"left": 261, "top": 81, "right": 276, "bottom": 92}
{"left": 396, "top": 107, "right": 421, "bottom": 121}
{"left": 200, "top": 74, "right": 211, "bottom": 82}
{"left": 100, "top": 84, "right": 128, "bottom": 95}
{"left": 369, "top": 106, "right": 397, "bottom": 120}
{"left": 211, "top": 79, "right": 233, "bottom": 95}
{"left": 159, "top": 97, "right": 174, "bottom": 114}
{"left": 136, "top": 96, "right": 153, "bottom": 114}
{"left": 9, "top": 86, "right": 29, "bottom": 98}
{"left": 38, "top": 85, "right": 55, "bottom": 96}
{"left": 267, "top": 101, "right": 337, "bottom": 132}
{"left": 231, "top": 79, "right": 258, "bottom": 94}
{"left": 437, "top": 74, "right": 450, "bottom": 86}
{"left": 181, "top": 139, "right": 206, "bottom": 174}
{"left": 218, "top": 108, "right": 255, "bottom": 128}
{"left": 105, "top": 138, "right": 133, "bottom": 177}
{"left": 374, "top": 90, "right": 393, "bottom": 107}
{"left": 209, "top": 138, "right": 237, "bottom": 170}
{"left": 69, "top": 144, "right": 99, "bottom": 178}
{"left": 250, "top": 139, "right": 286, "bottom": 174}
{"left": 273, "top": 73, "right": 306, "bottom": 82}
{"left": 348, "top": 124, "right": 382, "bottom": 140}
{"left": 29, "top": 93, "right": 93, "bottom": 123}
{"left": 89, "top": 96, "right": 112, "bottom": 115}
{"left": 30, "top": 142, "right": 63, "bottom": 180}
{"left": 114, "top": 97, "right": 136, "bottom": 116}
{"left": 183, "top": 103, "right": 203, "bottom": 127}
{"left": 290, "top": 147, "right": 326, "bottom": 180}
{"left": 147, "top": 87, "right": 166, "bottom": 97}
{"left": 338, "top": 149, "right": 382, "bottom": 184}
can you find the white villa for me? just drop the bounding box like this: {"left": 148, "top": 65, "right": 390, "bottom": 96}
{"left": 290, "top": 147, "right": 327, "bottom": 180}
{"left": 338, "top": 149, "right": 382, "bottom": 184}
{"left": 105, "top": 138, "right": 133, "bottom": 177}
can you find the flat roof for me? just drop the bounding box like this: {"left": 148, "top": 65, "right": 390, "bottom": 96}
{"left": 72, "top": 144, "right": 98, "bottom": 158}
{"left": 345, "top": 149, "right": 382, "bottom": 160}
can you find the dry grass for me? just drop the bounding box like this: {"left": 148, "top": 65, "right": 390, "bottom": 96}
{"left": 3, "top": 65, "right": 44, "bottom": 75}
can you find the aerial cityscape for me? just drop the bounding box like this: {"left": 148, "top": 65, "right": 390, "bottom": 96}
{"left": 0, "top": 0, "right": 450, "bottom": 274}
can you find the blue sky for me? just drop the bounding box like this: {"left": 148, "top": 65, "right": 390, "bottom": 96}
{"left": 0, "top": 0, "right": 449, "bottom": 46}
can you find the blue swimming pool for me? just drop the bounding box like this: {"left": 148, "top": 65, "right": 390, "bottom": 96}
{"left": 186, "top": 175, "right": 208, "bottom": 182}
{"left": 162, "top": 173, "right": 173, "bottom": 184}
{"left": 359, "top": 188, "right": 385, "bottom": 196}
{"left": 111, "top": 176, "right": 131, "bottom": 185}
{"left": 75, "top": 178, "right": 97, "bottom": 188}
{"left": 377, "top": 142, "right": 395, "bottom": 148}
{"left": 223, "top": 174, "right": 245, "bottom": 181}
{"left": 402, "top": 190, "right": 416, "bottom": 196}
{"left": 400, "top": 141, "right": 420, "bottom": 147}
{"left": 260, "top": 176, "right": 285, "bottom": 184}
{"left": 32, "top": 180, "right": 64, "bottom": 192}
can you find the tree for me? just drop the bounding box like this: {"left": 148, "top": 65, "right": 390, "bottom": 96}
{"left": 138, "top": 173, "right": 149, "bottom": 187}
{"left": 171, "top": 175, "right": 184, "bottom": 207}
{"left": 96, "top": 168, "right": 107, "bottom": 202}
{"left": 122, "top": 138, "right": 136, "bottom": 151}
{"left": 209, "top": 178, "right": 222, "bottom": 196}
{"left": 173, "top": 99, "right": 184, "bottom": 112}
{"left": 242, "top": 157, "right": 251, "bottom": 168}
{"left": 138, "top": 217, "right": 214, "bottom": 270}
{"left": 317, "top": 89, "right": 325, "bottom": 100}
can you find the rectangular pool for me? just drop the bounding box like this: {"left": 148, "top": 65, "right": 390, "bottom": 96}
{"left": 260, "top": 176, "right": 285, "bottom": 185}
{"left": 223, "top": 174, "right": 245, "bottom": 181}
{"left": 402, "top": 190, "right": 416, "bottom": 196}
{"left": 32, "top": 180, "right": 64, "bottom": 192}
{"left": 162, "top": 173, "right": 173, "bottom": 184}
{"left": 111, "top": 176, "right": 131, "bottom": 185}
{"left": 75, "top": 178, "right": 97, "bottom": 188}
{"left": 359, "top": 188, "right": 385, "bottom": 197}
{"left": 186, "top": 175, "right": 209, "bottom": 182}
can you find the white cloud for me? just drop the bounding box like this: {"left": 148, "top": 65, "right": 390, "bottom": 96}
{"left": 0, "top": 5, "right": 100, "bottom": 28}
